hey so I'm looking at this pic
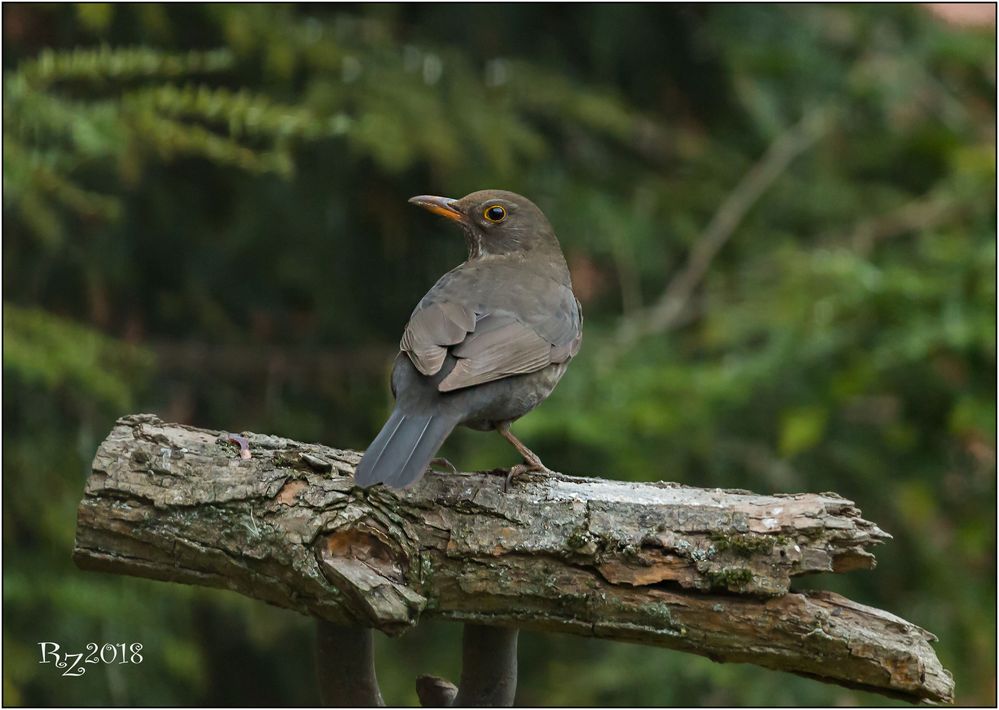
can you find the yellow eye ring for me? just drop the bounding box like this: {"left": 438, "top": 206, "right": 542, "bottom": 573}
{"left": 483, "top": 205, "right": 506, "bottom": 223}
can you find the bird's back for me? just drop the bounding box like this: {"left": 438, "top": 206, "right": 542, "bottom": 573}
{"left": 415, "top": 256, "right": 581, "bottom": 352}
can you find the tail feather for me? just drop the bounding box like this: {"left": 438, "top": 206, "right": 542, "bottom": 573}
{"left": 356, "top": 410, "right": 406, "bottom": 481}
{"left": 355, "top": 409, "right": 458, "bottom": 489}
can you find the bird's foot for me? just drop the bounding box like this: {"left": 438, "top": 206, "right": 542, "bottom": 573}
{"left": 428, "top": 457, "right": 458, "bottom": 474}
{"left": 495, "top": 423, "right": 553, "bottom": 491}
{"left": 504, "top": 460, "right": 552, "bottom": 493}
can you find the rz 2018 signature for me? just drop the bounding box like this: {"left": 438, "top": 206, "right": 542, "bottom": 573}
{"left": 38, "top": 642, "right": 143, "bottom": 677}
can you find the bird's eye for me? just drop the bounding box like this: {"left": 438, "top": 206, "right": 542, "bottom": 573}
{"left": 483, "top": 205, "right": 506, "bottom": 223}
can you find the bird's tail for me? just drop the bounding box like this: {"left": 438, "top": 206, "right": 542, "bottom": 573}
{"left": 354, "top": 408, "right": 459, "bottom": 489}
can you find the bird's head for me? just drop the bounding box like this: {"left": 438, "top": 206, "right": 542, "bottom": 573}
{"left": 408, "top": 189, "right": 562, "bottom": 262}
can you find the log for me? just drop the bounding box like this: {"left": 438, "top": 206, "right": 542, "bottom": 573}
{"left": 73, "top": 414, "right": 954, "bottom": 704}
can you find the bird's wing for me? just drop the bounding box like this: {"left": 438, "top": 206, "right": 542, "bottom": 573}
{"left": 436, "top": 305, "right": 582, "bottom": 392}
{"left": 549, "top": 297, "right": 584, "bottom": 363}
{"left": 400, "top": 300, "right": 477, "bottom": 375}
{"left": 400, "top": 264, "right": 582, "bottom": 392}
{"left": 436, "top": 313, "right": 553, "bottom": 392}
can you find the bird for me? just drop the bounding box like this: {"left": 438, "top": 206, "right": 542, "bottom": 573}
{"left": 354, "top": 189, "right": 582, "bottom": 490}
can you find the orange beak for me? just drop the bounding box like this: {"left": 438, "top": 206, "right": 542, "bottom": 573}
{"left": 408, "top": 195, "right": 464, "bottom": 222}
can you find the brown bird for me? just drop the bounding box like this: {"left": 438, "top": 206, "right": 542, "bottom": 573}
{"left": 354, "top": 189, "right": 582, "bottom": 489}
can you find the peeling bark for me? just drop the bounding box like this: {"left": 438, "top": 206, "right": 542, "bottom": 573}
{"left": 73, "top": 415, "right": 954, "bottom": 704}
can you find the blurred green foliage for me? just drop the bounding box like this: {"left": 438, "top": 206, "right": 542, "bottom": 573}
{"left": 3, "top": 4, "right": 994, "bottom": 706}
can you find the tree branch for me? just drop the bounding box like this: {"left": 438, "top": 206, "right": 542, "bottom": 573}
{"left": 74, "top": 414, "right": 953, "bottom": 704}
{"left": 453, "top": 625, "right": 518, "bottom": 707}
{"left": 315, "top": 622, "right": 384, "bottom": 707}
{"left": 610, "top": 108, "right": 832, "bottom": 357}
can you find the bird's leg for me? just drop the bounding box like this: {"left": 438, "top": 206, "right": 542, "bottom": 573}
{"left": 428, "top": 457, "right": 458, "bottom": 474}
{"left": 496, "top": 422, "right": 546, "bottom": 466}
{"left": 496, "top": 423, "right": 552, "bottom": 491}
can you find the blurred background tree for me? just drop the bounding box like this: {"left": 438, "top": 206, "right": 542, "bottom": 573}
{"left": 3, "top": 3, "right": 994, "bottom": 705}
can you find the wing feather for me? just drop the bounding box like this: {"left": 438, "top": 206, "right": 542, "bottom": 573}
{"left": 400, "top": 272, "right": 582, "bottom": 392}
{"left": 400, "top": 301, "right": 476, "bottom": 375}
{"left": 438, "top": 315, "right": 553, "bottom": 392}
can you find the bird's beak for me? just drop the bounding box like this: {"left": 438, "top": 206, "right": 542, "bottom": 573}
{"left": 408, "top": 195, "right": 464, "bottom": 222}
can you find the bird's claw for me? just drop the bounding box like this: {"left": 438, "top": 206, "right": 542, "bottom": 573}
{"left": 428, "top": 457, "right": 458, "bottom": 474}
{"left": 503, "top": 461, "right": 552, "bottom": 492}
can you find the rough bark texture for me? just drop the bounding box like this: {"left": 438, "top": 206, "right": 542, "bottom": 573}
{"left": 74, "top": 415, "right": 954, "bottom": 704}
